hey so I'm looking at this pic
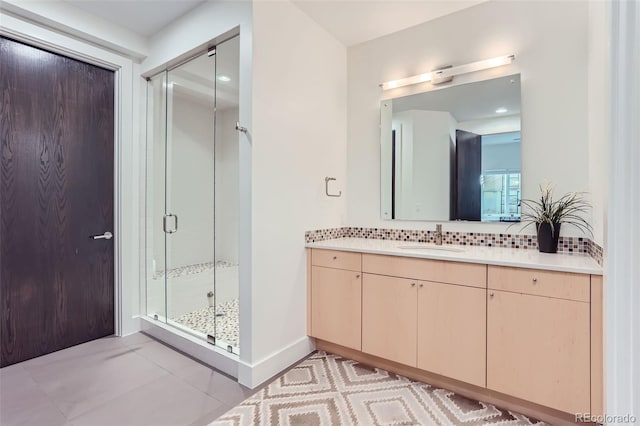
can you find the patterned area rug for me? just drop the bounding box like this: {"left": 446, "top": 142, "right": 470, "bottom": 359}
{"left": 210, "top": 351, "right": 547, "bottom": 426}
{"left": 172, "top": 299, "right": 239, "bottom": 348}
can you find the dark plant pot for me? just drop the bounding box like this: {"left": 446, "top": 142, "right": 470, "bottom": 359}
{"left": 536, "top": 222, "right": 561, "bottom": 253}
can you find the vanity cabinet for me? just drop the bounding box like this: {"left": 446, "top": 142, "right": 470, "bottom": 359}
{"left": 362, "top": 273, "right": 418, "bottom": 366}
{"left": 361, "top": 254, "right": 487, "bottom": 384}
{"left": 417, "top": 281, "right": 486, "bottom": 387}
{"left": 487, "top": 266, "right": 591, "bottom": 414}
{"left": 307, "top": 246, "right": 603, "bottom": 422}
{"left": 361, "top": 273, "right": 487, "bottom": 386}
{"left": 309, "top": 250, "right": 362, "bottom": 350}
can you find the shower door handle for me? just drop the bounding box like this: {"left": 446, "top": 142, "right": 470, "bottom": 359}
{"left": 163, "top": 214, "right": 178, "bottom": 234}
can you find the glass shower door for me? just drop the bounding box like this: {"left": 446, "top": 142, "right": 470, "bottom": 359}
{"left": 164, "top": 53, "right": 218, "bottom": 341}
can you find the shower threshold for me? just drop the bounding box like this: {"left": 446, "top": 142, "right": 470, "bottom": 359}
{"left": 139, "top": 315, "right": 239, "bottom": 378}
{"left": 146, "top": 313, "right": 239, "bottom": 356}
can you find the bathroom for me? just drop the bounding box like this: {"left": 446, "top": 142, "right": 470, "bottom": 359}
{"left": 0, "top": 0, "right": 638, "bottom": 425}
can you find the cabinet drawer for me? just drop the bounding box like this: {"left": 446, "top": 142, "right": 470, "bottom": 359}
{"left": 362, "top": 254, "right": 486, "bottom": 288}
{"left": 312, "top": 249, "right": 361, "bottom": 272}
{"left": 488, "top": 266, "right": 589, "bottom": 302}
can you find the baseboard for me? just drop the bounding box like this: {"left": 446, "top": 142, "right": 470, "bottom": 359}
{"left": 120, "top": 315, "right": 142, "bottom": 336}
{"left": 237, "top": 336, "right": 315, "bottom": 388}
{"left": 140, "top": 316, "right": 238, "bottom": 378}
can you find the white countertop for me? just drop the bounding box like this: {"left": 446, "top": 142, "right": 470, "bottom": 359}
{"left": 306, "top": 238, "right": 602, "bottom": 275}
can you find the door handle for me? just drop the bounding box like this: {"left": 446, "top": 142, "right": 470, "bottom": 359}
{"left": 163, "top": 214, "right": 178, "bottom": 234}
{"left": 91, "top": 231, "right": 113, "bottom": 240}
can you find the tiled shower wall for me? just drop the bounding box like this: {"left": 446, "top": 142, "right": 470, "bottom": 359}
{"left": 305, "top": 227, "right": 604, "bottom": 266}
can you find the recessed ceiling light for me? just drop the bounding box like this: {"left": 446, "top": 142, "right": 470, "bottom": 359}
{"left": 495, "top": 107, "right": 508, "bottom": 114}
{"left": 217, "top": 75, "right": 231, "bottom": 82}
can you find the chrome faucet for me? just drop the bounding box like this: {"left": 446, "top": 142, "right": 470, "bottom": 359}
{"left": 435, "top": 224, "right": 443, "bottom": 245}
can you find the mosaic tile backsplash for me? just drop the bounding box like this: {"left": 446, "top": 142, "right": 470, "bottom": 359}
{"left": 305, "top": 227, "right": 604, "bottom": 265}
{"left": 589, "top": 240, "right": 604, "bottom": 265}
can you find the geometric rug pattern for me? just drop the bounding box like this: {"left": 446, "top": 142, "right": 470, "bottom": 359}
{"left": 210, "top": 351, "right": 548, "bottom": 426}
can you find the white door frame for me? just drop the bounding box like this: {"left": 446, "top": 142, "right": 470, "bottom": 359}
{"left": 0, "top": 13, "right": 140, "bottom": 336}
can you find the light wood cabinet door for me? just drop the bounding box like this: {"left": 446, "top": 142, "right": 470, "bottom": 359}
{"left": 487, "top": 290, "right": 590, "bottom": 414}
{"left": 310, "top": 266, "right": 362, "bottom": 350}
{"left": 362, "top": 273, "right": 417, "bottom": 367}
{"left": 417, "top": 281, "right": 486, "bottom": 387}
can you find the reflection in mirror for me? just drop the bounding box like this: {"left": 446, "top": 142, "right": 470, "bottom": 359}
{"left": 381, "top": 74, "right": 521, "bottom": 222}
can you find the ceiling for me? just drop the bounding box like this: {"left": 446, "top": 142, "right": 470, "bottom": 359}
{"left": 64, "top": 0, "right": 205, "bottom": 37}
{"left": 61, "top": 0, "right": 484, "bottom": 46}
{"left": 292, "top": 0, "right": 487, "bottom": 47}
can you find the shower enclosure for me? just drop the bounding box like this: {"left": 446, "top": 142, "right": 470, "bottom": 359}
{"left": 145, "top": 36, "right": 240, "bottom": 354}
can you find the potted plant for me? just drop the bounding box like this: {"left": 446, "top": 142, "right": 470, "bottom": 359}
{"left": 519, "top": 183, "right": 593, "bottom": 253}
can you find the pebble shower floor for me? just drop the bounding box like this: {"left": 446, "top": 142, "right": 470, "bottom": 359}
{"left": 173, "top": 299, "right": 239, "bottom": 348}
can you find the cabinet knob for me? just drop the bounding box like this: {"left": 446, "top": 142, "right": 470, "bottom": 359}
{"left": 355, "top": 274, "right": 360, "bottom": 279}
{"left": 489, "top": 292, "right": 495, "bottom": 297}
{"left": 333, "top": 256, "right": 337, "bottom": 260}
{"left": 411, "top": 283, "right": 416, "bottom": 287}
{"left": 419, "top": 283, "right": 424, "bottom": 288}
{"left": 532, "top": 277, "right": 538, "bottom": 284}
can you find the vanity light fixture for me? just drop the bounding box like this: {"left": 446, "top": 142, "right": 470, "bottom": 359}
{"left": 217, "top": 75, "right": 231, "bottom": 82}
{"left": 495, "top": 107, "right": 508, "bottom": 113}
{"left": 379, "top": 54, "right": 516, "bottom": 90}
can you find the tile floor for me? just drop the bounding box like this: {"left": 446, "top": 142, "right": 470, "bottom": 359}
{"left": 0, "top": 333, "right": 253, "bottom": 426}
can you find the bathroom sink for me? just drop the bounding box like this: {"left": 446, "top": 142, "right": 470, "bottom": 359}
{"left": 397, "top": 245, "right": 466, "bottom": 253}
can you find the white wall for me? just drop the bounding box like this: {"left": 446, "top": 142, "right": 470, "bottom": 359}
{"left": 347, "top": 0, "right": 591, "bottom": 236}
{"left": 247, "top": 0, "right": 347, "bottom": 386}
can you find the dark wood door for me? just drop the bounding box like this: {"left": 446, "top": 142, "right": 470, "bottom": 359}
{"left": 455, "top": 129, "right": 482, "bottom": 221}
{"left": 0, "top": 37, "right": 115, "bottom": 367}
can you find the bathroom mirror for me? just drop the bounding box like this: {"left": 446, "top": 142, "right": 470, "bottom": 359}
{"left": 380, "top": 73, "right": 522, "bottom": 222}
